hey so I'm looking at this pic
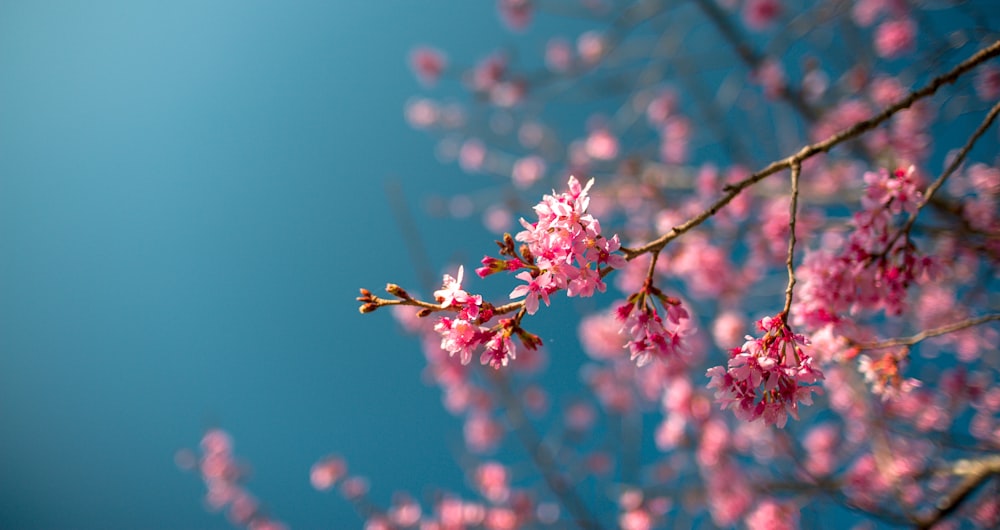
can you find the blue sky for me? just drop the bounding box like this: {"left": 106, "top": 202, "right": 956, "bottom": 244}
{"left": 0, "top": 2, "right": 535, "bottom": 527}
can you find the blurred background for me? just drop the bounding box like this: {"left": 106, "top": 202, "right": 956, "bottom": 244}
{"left": 0, "top": 1, "right": 547, "bottom": 527}
{"left": 4, "top": 1, "right": 1000, "bottom": 528}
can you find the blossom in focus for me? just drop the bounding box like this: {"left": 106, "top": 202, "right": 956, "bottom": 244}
{"left": 707, "top": 315, "right": 824, "bottom": 427}
{"left": 435, "top": 316, "right": 488, "bottom": 365}
{"left": 509, "top": 270, "right": 554, "bottom": 315}
{"left": 617, "top": 288, "right": 691, "bottom": 368}
{"left": 434, "top": 266, "right": 476, "bottom": 308}
{"left": 481, "top": 326, "right": 518, "bottom": 369}
{"left": 509, "top": 176, "right": 625, "bottom": 309}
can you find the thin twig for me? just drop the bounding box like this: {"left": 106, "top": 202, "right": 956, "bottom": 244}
{"left": 781, "top": 161, "right": 802, "bottom": 319}
{"left": 897, "top": 97, "right": 1000, "bottom": 239}
{"left": 489, "top": 372, "right": 605, "bottom": 530}
{"left": 623, "top": 38, "right": 1000, "bottom": 259}
{"left": 693, "top": 0, "right": 819, "bottom": 122}
{"left": 915, "top": 454, "right": 1000, "bottom": 529}
{"left": 385, "top": 178, "right": 438, "bottom": 293}
{"left": 853, "top": 314, "right": 1000, "bottom": 350}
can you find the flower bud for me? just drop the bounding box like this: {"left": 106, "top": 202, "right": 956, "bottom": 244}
{"left": 385, "top": 283, "right": 410, "bottom": 299}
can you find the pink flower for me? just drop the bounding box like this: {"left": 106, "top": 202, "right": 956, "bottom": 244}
{"left": 404, "top": 98, "right": 438, "bottom": 128}
{"left": 579, "top": 308, "right": 628, "bottom": 359}
{"left": 475, "top": 461, "right": 510, "bottom": 503}
{"left": 490, "top": 79, "right": 526, "bottom": 107}
{"left": 434, "top": 266, "right": 471, "bottom": 308}
{"left": 409, "top": 46, "right": 447, "bottom": 86}
{"left": 646, "top": 89, "right": 677, "bottom": 126}
{"left": 851, "top": 0, "right": 892, "bottom": 27}
{"left": 388, "top": 494, "right": 422, "bottom": 527}
{"left": 339, "top": 476, "right": 370, "bottom": 500}
{"left": 459, "top": 139, "right": 487, "bottom": 173}
{"left": 745, "top": 499, "right": 800, "bottom": 530}
{"left": 435, "top": 317, "right": 488, "bottom": 365}
{"left": 660, "top": 116, "right": 691, "bottom": 164}
{"left": 803, "top": 423, "right": 839, "bottom": 476}
{"left": 703, "top": 460, "right": 753, "bottom": 525}
{"left": 545, "top": 37, "right": 573, "bottom": 72}
{"left": 874, "top": 18, "right": 916, "bottom": 59}
{"left": 707, "top": 315, "right": 824, "bottom": 427}
{"left": 464, "top": 414, "right": 503, "bottom": 453}
{"left": 794, "top": 167, "right": 933, "bottom": 329}
{"left": 577, "top": 31, "right": 605, "bottom": 64}
{"left": 183, "top": 429, "right": 287, "bottom": 529}
{"left": 617, "top": 291, "right": 691, "bottom": 368}
{"left": 481, "top": 329, "right": 517, "bottom": 369}
{"left": 585, "top": 128, "right": 619, "bottom": 160}
{"left": 619, "top": 508, "right": 653, "bottom": 530}
{"left": 857, "top": 350, "right": 921, "bottom": 400}
{"left": 497, "top": 0, "right": 532, "bottom": 31}
{"left": 752, "top": 59, "right": 787, "bottom": 99}
{"left": 742, "top": 0, "right": 782, "bottom": 31}
{"left": 511, "top": 155, "right": 546, "bottom": 188}
{"left": 568, "top": 265, "right": 605, "bottom": 297}
{"left": 509, "top": 270, "right": 554, "bottom": 315}
{"left": 975, "top": 65, "right": 1000, "bottom": 101}
{"left": 434, "top": 265, "right": 484, "bottom": 320}
{"left": 712, "top": 311, "right": 745, "bottom": 349}
{"left": 506, "top": 175, "right": 624, "bottom": 307}
{"left": 471, "top": 53, "right": 507, "bottom": 93}
{"left": 310, "top": 456, "right": 346, "bottom": 491}
{"left": 476, "top": 256, "right": 524, "bottom": 278}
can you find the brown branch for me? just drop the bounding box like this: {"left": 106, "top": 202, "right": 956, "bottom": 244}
{"left": 693, "top": 0, "right": 820, "bottom": 122}
{"left": 489, "top": 372, "right": 605, "bottom": 530}
{"left": 853, "top": 314, "right": 1000, "bottom": 351}
{"left": 915, "top": 454, "right": 1000, "bottom": 529}
{"left": 356, "top": 287, "right": 525, "bottom": 318}
{"left": 623, "top": 38, "right": 1000, "bottom": 260}
{"left": 897, "top": 97, "right": 1000, "bottom": 239}
{"left": 781, "top": 160, "right": 802, "bottom": 320}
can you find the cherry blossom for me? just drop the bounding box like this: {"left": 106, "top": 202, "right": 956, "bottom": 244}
{"left": 188, "top": 4, "right": 1000, "bottom": 529}
{"left": 707, "top": 315, "right": 823, "bottom": 427}
{"left": 409, "top": 46, "right": 447, "bottom": 86}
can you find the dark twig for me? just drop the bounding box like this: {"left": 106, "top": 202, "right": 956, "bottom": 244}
{"left": 915, "top": 454, "right": 1000, "bottom": 529}
{"left": 853, "top": 314, "right": 1000, "bottom": 351}
{"left": 897, "top": 97, "right": 1000, "bottom": 240}
{"left": 490, "top": 372, "right": 605, "bottom": 530}
{"left": 623, "top": 39, "right": 1000, "bottom": 259}
{"left": 781, "top": 160, "right": 802, "bottom": 320}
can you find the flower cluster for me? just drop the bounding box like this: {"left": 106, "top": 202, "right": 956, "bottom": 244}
{"left": 176, "top": 429, "right": 287, "bottom": 530}
{"left": 857, "top": 348, "right": 921, "bottom": 401}
{"left": 501, "top": 176, "right": 626, "bottom": 312}
{"left": 616, "top": 284, "right": 691, "bottom": 368}
{"left": 794, "top": 167, "right": 934, "bottom": 329}
{"left": 707, "top": 315, "right": 824, "bottom": 427}
{"left": 430, "top": 266, "right": 540, "bottom": 369}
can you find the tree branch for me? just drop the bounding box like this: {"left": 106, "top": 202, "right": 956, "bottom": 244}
{"left": 915, "top": 454, "right": 1000, "bottom": 529}
{"left": 623, "top": 38, "right": 1000, "bottom": 259}
{"left": 853, "top": 314, "right": 1000, "bottom": 351}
